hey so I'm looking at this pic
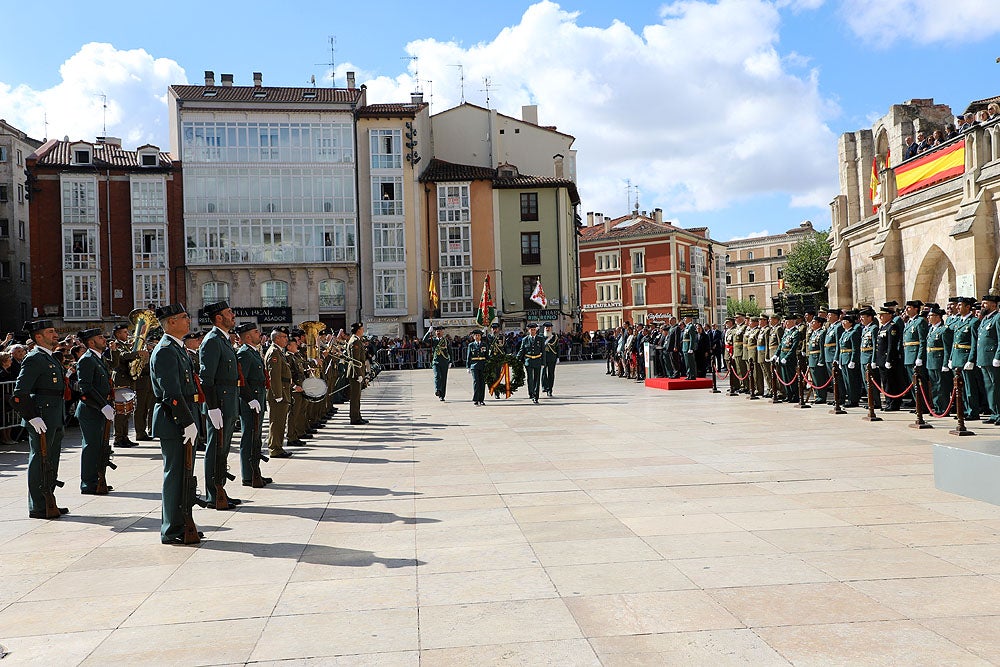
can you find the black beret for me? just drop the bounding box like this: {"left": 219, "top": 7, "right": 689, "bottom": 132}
{"left": 155, "top": 303, "right": 187, "bottom": 320}
{"left": 827, "top": 308, "right": 842, "bottom": 316}
{"left": 859, "top": 307, "right": 877, "bottom": 317}
{"left": 814, "top": 316, "right": 827, "bottom": 324}
{"left": 961, "top": 296, "right": 977, "bottom": 306}
{"left": 77, "top": 328, "right": 103, "bottom": 342}
{"left": 233, "top": 322, "right": 258, "bottom": 335}
{"left": 842, "top": 314, "right": 856, "bottom": 323}
{"left": 879, "top": 306, "right": 895, "bottom": 314}
{"left": 471, "top": 329, "right": 483, "bottom": 336}
{"left": 203, "top": 300, "right": 230, "bottom": 318}
{"left": 543, "top": 322, "right": 553, "bottom": 327}
{"left": 929, "top": 307, "right": 946, "bottom": 316}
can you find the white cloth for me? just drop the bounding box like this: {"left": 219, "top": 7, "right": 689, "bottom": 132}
{"left": 848, "top": 362, "right": 855, "bottom": 369}
{"left": 993, "top": 359, "right": 1000, "bottom": 368}
{"left": 183, "top": 422, "right": 199, "bottom": 445}
{"left": 885, "top": 362, "right": 892, "bottom": 369}
{"left": 915, "top": 359, "right": 923, "bottom": 367}
{"left": 207, "top": 408, "right": 223, "bottom": 430}
{"left": 28, "top": 417, "right": 47, "bottom": 434}
{"left": 964, "top": 361, "right": 975, "bottom": 371}
{"left": 101, "top": 405, "right": 115, "bottom": 421}
{"left": 248, "top": 399, "right": 261, "bottom": 413}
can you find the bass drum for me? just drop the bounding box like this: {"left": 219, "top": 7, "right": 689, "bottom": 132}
{"left": 301, "top": 377, "right": 328, "bottom": 403}
{"left": 113, "top": 387, "right": 136, "bottom": 415}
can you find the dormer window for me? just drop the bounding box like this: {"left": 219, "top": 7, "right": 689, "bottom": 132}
{"left": 72, "top": 147, "right": 92, "bottom": 165}
{"left": 141, "top": 153, "right": 158, "bottom": 167}
{"left": 303, "top": 91, "right": 317, "bottom": 99}
{"left": 203, "top": 89, "right": 217, "bottom": 97}
{"left": 252, "top": 91, "right": 267, "bottom": 98}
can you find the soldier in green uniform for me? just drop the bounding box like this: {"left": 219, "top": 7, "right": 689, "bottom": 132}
{"left": 518, "top": 322, "right": 546, "bottom": 403}
{"left": 541, "top": 322, "right": 559, "bottom": 397}
{"left": 731, "top": 314, "right": 747, "bottom": 392}
{"left": 285, "top": 336, "right": 307, "bottom": 445}
{"left": 13, "top": 320, "right": 69, "bottom": 518}
{"left": 902, "top": 300, "right": 928, "bottom": 411}
{"left": 838, "top": 313, "right": 863, "bottom": 407}
{"left": 199, "top": 300, "right": 241, "bottom": 509}
{"left": 767, "top": 314, "right": 784, "bottom": 400}
{"left": 107, "top": 322, "right": 140, "bottom": 448}
{"left": 149, "top": 304, "right": 202, "bottom": 544}
{"left": 741, "top": 316, "right": 759, "bottom": 395}
{"left": 949, "top": 296, "right": 980, "bottom": 421}
{"left": 132, "top": 338, "right": 155, "bottom": 441}
{"left": 264, "top": 327, "right": 293, "bottom": 459}
{"left": 754, "top": 315, "right": 771, "bottom": 397}
{"left": 823, "top": 309, "right": 843, "bottom": 401}
{"left": 778, "top": 314, "right": 803, "bottom": 403}
{"left": 858, "top": 307, "right": 881, "bottom": 409}
{"left": 346, "top": 322, "right": 369, "bottom": 424}
{"left": 975, "top": 294, "right": 1000, "bottom": 423}
{"left": 235, "top": 322, "right": 270, "bottom": 487}
{"left": 681, "top": 316, "right": 697, "bottom": 380}
{"left": 925, "top": 307, "right": 953, "bottom": 415}
{"left": 487, "top": 322, "right": 506, "bottom": 357}
{"left": 806, "top": 316, "right": 829, "bottom": 403}
{"left": 466, "top": 330, "right": 488, "bottom": 405}
{"left": 75, "top": 328, "right": 117, "bottom": 494}
{"left": 423, "top": 326, "right": 451, "bottom": 401}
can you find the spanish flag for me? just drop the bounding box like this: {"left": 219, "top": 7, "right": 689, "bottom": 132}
{"left": 428, "top": 273, "right": 439, "bottom": 310}
{"left": 869, "top": 156, "right": 880, "bottom": 214}
{"left": 895, "top": 141, "right": 964, "bottom": 197}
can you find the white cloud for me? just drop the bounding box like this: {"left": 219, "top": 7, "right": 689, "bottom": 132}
{"left": 364, "top": 0, "right": 839, "bottom": 221}
{"left": 729, "top": 229, "right": 771, "bottom": 240}
{"left": 840, "top": 0, "right": 1000, "bottom": 45}
{"left": 0, "top": 43, "right": 185, "bottom": 148}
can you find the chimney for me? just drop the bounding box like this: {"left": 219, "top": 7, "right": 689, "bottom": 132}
{"left": 553, "top": 153, "right": 564, "bottom": 178}
{"left": 204, "top": 70, "right": 215, "bottom": 86}
{"left": 96, "top": 136, "right": 121, "bottom": 147}
{"left": 521, "top": 105, "right": 538, "bottom": 125}
{"left": 220, "top": 74, "right": 234, "bottom": 87}
{"left": 603, "top": 214, "right": 611, "bottom": 234}
{"left": 587, "top": 212, "right": 594, "bottom": 227}
{"left": 346, "top": 72, "right": 356, "bottom": 89}
{"left": 654, "top": 208, "right": 663, "bottom": 223}
{"left": 411, "top": 91, "right": 424, "bottom": 104}
{"left": 253, "top": 72, "right": 262, "bottom": 87}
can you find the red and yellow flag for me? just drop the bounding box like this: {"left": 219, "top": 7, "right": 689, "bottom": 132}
{"left": 476, "top": 275, "right": 496, "bottom": 326}
{"left": 869, "top": 156, "right": 880, "bottom": 214}
{"left": 895, "top": 141, "right": 964, "bottom": 197}
{"left": 428, "top": 273, "right": 439, "bottom": 310}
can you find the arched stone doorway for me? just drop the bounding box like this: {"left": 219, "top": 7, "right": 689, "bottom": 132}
{"left": 912, "top": 245, "right": 956, "bottom": 304}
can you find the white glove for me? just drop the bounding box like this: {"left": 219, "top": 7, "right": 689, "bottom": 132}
{"left": 947, "top": 362, "right": 953, "bottom": 370}
{"left": 964, "top": 361, "right": 975, "bottom": 371}
{"left": 915, "top": 359, "right": 923, "bottom": 367}
{"left": 275, "top": 397, "right": 283, "bottom": 403}
{"left": 207, "top": 408, "right": 223, "bottom": 430}
{"left": 942, "top": 365, "right": 949, "bottom": 372}
{"left": 885, "top": 362, "right": 892, "bottom": 369}
{"left": 993, "top": 359, "right": 1000, "bottom": 368}
{"left": 249, "top": 399, "right": 261, "bottom": 413}
{"left": 28, "top": 417, "right": 47, "bottom": 434}
{"left": 780, "top": 358, "right": 786, "bottom": 365}
{"left": 101, "top": 405, "right": 115, "bottom": 421}
{"left": 848, "top": 362, "right": 855, "bottom": 369}
{"left": 817, "top": 361, "right": 824, "bottom": 367}
{"left": 183, "top": 422, "right": 199, "bottom": 446}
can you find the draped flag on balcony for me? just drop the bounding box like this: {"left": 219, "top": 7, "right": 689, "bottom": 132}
{"left": 530, "top": 279, "right": 548, "bottom": 308}
{"left": 476, "top": 275, "right": 496, "bottom": 326}
{"left": 428, "top": 273, "right": 439, "bottom": 310}
{"left": 895, "top": 141, "right": 964, "bottom": 196}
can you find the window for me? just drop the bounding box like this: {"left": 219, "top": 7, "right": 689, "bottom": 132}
{"left": 261, "top": 280, "right": 289, "bottom": 308}
{"left": 748, "top": 270, "right": 756, "bottom": 283}
{"left": 596, "top": 282, "right": 621, "bottom": 303}
{"left": 776, "top": 247, "right": 783, "bottom": 257}
{"left": 679, "top": 277, "right": 688, "bottom": 304}
{"left": 520, "top": 232, "right": 541, "bottom": 265}
{"left": 747, "top": 250, "right": 754, "bottom": 260}
{"left": 437, "top": 184, "right": 470, "bottom": 223}
{"left": 677, "top": 246, "right": 687, "bottom": 272}
{"left": 632, "top": 280, "right": 646, "bottom": 306}
{"left": 520, "top": 192, "right": 538, "bottom": 221}
{"left": 595, "top": 251, "right": 619, "bottom": 272}
{"left": 748, "top": 294, "right": 756, "bottom": 302}
{"left": 0, "top": 185, "right": 7, "bottom": 202}
{"left": 61, "top": 179, "right": 97, "bottom": 224}
{"left": 373, "top": 222, "right": 405, "bottom": 263}
{"left": 374, "top": 269, "right": 406, "bottom": 311}
{"left": 16, "top": 149, "right": 22, "bottom": 166}
{"left": 438, "top": 225, "right": 471, "bottom": 267}
{"left": 0, "top": 147, "right": 6, "bottom": 162}
{"left": 523, "top": 275, "right": 539, "bottom": 310}
{"left": 63, "top": 228, "right": 98, "bottom": 269}
{"left": 134, "top": 273, "right": 168, "bottom": 309}
{"left": 73, "top": 149, "right": 92, "bottom": 165}
{"left": 0, "top": 261, "right": 9, "bottom": 279}
{"left": 17, "top": 184, "right": 23, "bottom": 203}
{"left": 633, "top": 311, "right": 646, "bottom": 325}
{"left": 185, "top": 217, "right": 357, "bottom": 265}
{"left": 17, "top": 220, "right": 24, "bottom": 240}
{"left": 133, "top": 228, "right": 166, "bottom": 268}
{"left": 631, "top": 249, "right": 645, "bottom": 273}
{"left": 19, "top": 262, "right": 25, "bottom": 282}
{"left": 725, "top": 272, "right": 732, "bottom": 285}
{"left": 597, "top": 313, "right": 622, "bottom": 329}
{"left": 777, "top": 267, "right": 784, "bottom": 280}
{"left": 373, "top": 176, "right": 403, "bottom": 216}
{"left": 370, "top": 129, "right": 402, "bottom": 169}
{"left": 63, "top": 274, "right": 99, "bottom": 319}
{"left": 319, "top": 279, "right": 346, "bottom": 312}
{"left": 439, "top": 270, "right": 472, "bottom": 314}
{"left": 0, "top": 220, "right": 8, "bottom": 238}
{"left": 202, "top": 281, "right": 229, "bottom": 304}
{"left": 141, "top": 153, "right": 158, "bottom": 167}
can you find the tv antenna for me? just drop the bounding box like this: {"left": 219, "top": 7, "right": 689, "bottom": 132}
{"left": 625, "top": 179, "right": 640, "bottom": 211}
{"left": 451, "top": 64, "right": 465, "bottom": 103}
{"left": 43, "top": 112, "right": 48, "bottom": 141}
{"left": 315, "top": 36, "right": 337, "bottom": 87}
{"left": 100, "top": 92, "right": 107, "bottom": 137}
{"left": 402, "top": 56, "right": 421, "bottom": 92}
{"left": 481, "top": 77, "right": 499, "bottom": 109}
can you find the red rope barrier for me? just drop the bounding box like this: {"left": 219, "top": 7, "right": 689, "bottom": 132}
{"left": 918, "top": 382, "right": 956, "bottom": 419}
{"left": 805, "top": 368, "right": 835, "bottom": 391}
{"left": 773, "top": 368, "right": 800, "bottom": 387}
{"left": 870, "top": 374, "right": 915, "bottom": 400}
{"left": 729, "top": 362, "right": 751, "bottom": 382}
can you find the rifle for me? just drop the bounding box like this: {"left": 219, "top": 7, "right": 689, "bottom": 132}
{"left": 95, "top": 418, "right": 117, "bottom": 495}
{"left": 38, "top": 430, "right": 64, "bottom": 519}
{"left": 214, "top": 418, "right": 235, "bottom": 510}
{"left": 182, "top": 430, "right": 206, "bottom": 544}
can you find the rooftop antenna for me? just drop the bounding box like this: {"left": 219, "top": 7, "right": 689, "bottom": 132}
{"left": 625, "top": 178, "right": 633, "bottom": 211}
{"left": 451, "top": 64, "right": 465, "bottom": 103}
{"left": 315, "top": 36, "right": 337, "bottom": 87}
{"left": 402, "top": 56, "right": 421, "bottom": 92}
{"left": 100, "top": 92, "right": 107, "bottom": 137}
{"left": 480, "top": 76, "right": 499, "bottom": 109}
{"left": 422, "top": 79, "right": 434, "bottom": 110}
{"left": 309, "top": 74, "right": 316, "bottom": 87}
{"left": 43, "top": 111, "right": 48, "bottom": 141}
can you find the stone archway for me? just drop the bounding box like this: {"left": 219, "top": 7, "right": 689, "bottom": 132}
{"left": 911, "top": 244, "right": 956, "bottom": 304}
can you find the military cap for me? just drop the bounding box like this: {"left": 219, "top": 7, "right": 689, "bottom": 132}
{"left": 490, "top": 322, "right": 501, "bottom": 329}
{"left": 905, "top": 300, "right": 923, "bottom": 308}
{"left": 543, "top": 322, "right": 553, "bottom": 328}
{"left": 233, "top": 322, "right": 258, "bottom": 335}
{"left": 928, "top": 307, "right": 946, "bottom": 317}
{"left": 961, "top": 296, "right": 977, "bottom": 306}
{"left": 827, "top": 308, "right": 842, "bottom": 316}
{"left": 290, "top": 328, "right": 305, "bottom": 338}
{"left": 112, "top": 322, "right": 130, "bottom": 333}
{"left": 878, "top": 306, "right": 895, "bottom": 314}
{"left": 155, "top": 303, "right": 187, "bottom": 320}
{"left": 270, "top": 325, "right": 290, "bottom": 337}
{"left": 471, "top": 329, "right": 483, "bottom": 336}
{"left": 947, "top": 296, "right": 961, "bottom": 303}
{"left": 182, "top": 331, "right": 203, "bottom": 341}
{"left": 527, "top": 322, "right": 539, "bottom": 329}
{"left": 983, "top": 294, "right": 1000, "bottom": 303}
{"left": 350, "top": 322, "right": 364, "bottom": 334}
{"left": 784, "top": 313, "right": 797, "bottom": 320}
{"left": 724, "top": 317, "right": 735, "bottom": 323}
{"left": 147, "top": 327, "right": 163, "bottom": 341}
{"left": 814, "top": 315, "right": 827, "bottom": 324}
{"left": 804, "top": 309, "right": 817, "bottom": 316}
{"left": 22, "top": 319, "right": 54, "bottom": 334}
{"left": 858, "top": 306, "right": 877, "bottom": 317}
{"left": 77, "top": 328, "right": 103, "bottom": 342}
{"left": 842, "top": 313, "right": 856, "bottom": 323}
{"left": 883, "top": 300, "right": 899, "bottom": 307}
{"left": 845, "top": 309, "right": 860, "bottom": 317}
{"left": 925, "top": 302, "right": 939, "bottom": 310}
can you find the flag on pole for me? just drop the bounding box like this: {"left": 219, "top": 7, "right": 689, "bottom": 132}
{"left": 870, "top": 156, "right": 880, "bottom": 214}
{"left": 476, "top": 275, "right": 496, "bottom": 326}
{"left": 428, "top": 273, "right": 439, "bottom": 309}
{"left": 530, "top": 278, "right": 548, "bottom": 308}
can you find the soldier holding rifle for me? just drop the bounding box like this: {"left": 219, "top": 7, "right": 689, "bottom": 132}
{"left": 199, "top": 301, "right": 241, "bottom": 509}
{"left": 235, "top": 322, "right": 271, "bottom": 488}
{"left": 12, "top": 320, "right": 69, "bottom": 519}
{"left": 150, "top": 304, "right": 204, "bottom": 544}
{"left": 75, "top": 328, "right": 117, "bottom": 495}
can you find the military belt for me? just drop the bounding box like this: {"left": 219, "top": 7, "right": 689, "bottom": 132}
{"left": 927, "top": 347, "right": 944, "bottom": 351}
{"left": 840, "top": 348, "right": 853, "bottom": 353}
{"left": 471, "top": 357, "right": 486, "bottom": 361}
{"left": 527, "top": 354, "right": 542, "bottom": 359}
{"left": 32, "top": 390, "right": 64, "bottom": 397}
{"left": 903, "top": 342, "right": 920, "bottom": 346}
{"left": 824, "top": 343, "right": 836, "bottom": 347}
{"left": 808, "top": 350, "right": 820, "bottom": 354}
{"left": 956, "top": 344, "right": 971, "bottom": 349}
{"left": 861, "top": 347, "right": 873, "bottom": 352}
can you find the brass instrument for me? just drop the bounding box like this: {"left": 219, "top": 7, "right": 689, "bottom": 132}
{"left": 128, "top": 308, "right": 159, "bottom": 379}
{"left": 298, "top": 321, "right": 328, "bottom": 402}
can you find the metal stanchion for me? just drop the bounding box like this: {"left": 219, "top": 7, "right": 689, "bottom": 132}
{"left": 748, "top": 360, "right": 759, "bottom": 400}
{"left": 863, "top": 366, "right": 882, "bottom": 422}
{"left": 830, "top": 361, "right": 847, "bottom": 415}
{"left": 949, "top": 371, "right": 975, "bottom": 436}
{"left": 711, "top": 357, "right": 721, "bottom": 394}
{"left": 727, "top": 359, "right": 738, "bottom": 396}
{"left": 771, "top": 363, "right": 781, "bottom": 404}
{"left": 910, "top": 370, "right": 932, "bottom": 429}
{"left": 796, "top": 356, "right": 811, "bottom": 409}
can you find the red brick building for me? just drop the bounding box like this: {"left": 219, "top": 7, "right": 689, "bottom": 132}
{"left": 578, "top": 208, "right": 727, "bottom": 331}
{"left": 27, "top": 138, "right": 184, "bottom": 329}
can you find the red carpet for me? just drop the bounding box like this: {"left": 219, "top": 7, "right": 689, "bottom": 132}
{"left": 645, "top": 377, "right": 714, "bottom": 390}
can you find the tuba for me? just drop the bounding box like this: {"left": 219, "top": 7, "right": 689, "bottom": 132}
{"left": 128, "top": 308, "right": 159, "bottom": 378}
{"left": 298, "top": 321, "right": 328, "bottom": 402}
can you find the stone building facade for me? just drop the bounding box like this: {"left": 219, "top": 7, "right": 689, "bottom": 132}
{"left": 0, "top": 120, "right": 42, "bottom": 332}
{"left": 725, "top": 221, "right": 816, "bottom": 310}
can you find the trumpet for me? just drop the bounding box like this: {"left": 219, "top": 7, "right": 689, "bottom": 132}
{"left": 128, "top": 308, "right": 159, "bottom": 379}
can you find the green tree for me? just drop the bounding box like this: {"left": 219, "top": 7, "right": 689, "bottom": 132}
{"left": 727, "top": 297, "right": 762, "bottom": 319}
{"left": 783, "top": 230, "right": 832, "bottom": 294}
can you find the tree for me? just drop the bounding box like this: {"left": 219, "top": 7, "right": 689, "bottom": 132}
{"left": 727, "top": 297, "right": 762, "bottom": 319}
{"left": 783, "top": 230, "right": 832, "bottom": 294}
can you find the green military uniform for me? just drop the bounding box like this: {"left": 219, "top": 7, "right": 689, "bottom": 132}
{"left": 731, "top": 318, "right": 747, "bottom": 391}
{"left": 949, "top": 308, "right": 980, "bottom": 420}
{"left": 286, "top": 346, "right": 307, "bottom": 444}
{"left": 860, "top": 315, "right": 880, "bottom": 408}
{"left": 926, "top": 315, "right": 954, "bottom": 415}
{"left": 236, "top": 333, "right": 267, "bottom": 484}
{"left": 345, "top": 328, "right": 368, "bottom": 424}
{"left": 778, "top": 321, "right": 803, "bottom": 402}
{"left": 74, "top": 343, "right": 114, "bottom": 493}
{"left": 107, "top": 328, "right": 139, "bottom": 446}
{"left": 823, "top": 316, "right": 843, "bottom": 401}
{"left": 806, "top": 324, "right": 829, "bottom": 403}
{"left": 466, "top": 334, "right": 488, "bottom": 405}
{"left": 133, "top": 345, "right": 154, "bottom": 440}
{"left": 149, "top": 318, "right": 200, "bottom": 543}
{"left": 541, "top": 325, "right": 559, "bottom": 396}
{"left": 13, "top": 327, "right": 67, "bottom": 518}
{"left": 902, "top": 309, "right": 929, "bottom": 409}
{"left": 265, "top": 333, "right": 292, "bottom": 457}
{"left": 424, "top": 329, "right": 451, "bottom": 400}
{"left": 199, "top": 322, "right": 240, "bottom": 506}
{"left": 975, "top": 299, "right": 1000, "bottom": 423}
{"left": 838, "top": 321, "right": 863, "bottom": 407}
{"left": 681, "top": 320, "right": 697, "bottom": 380}
{"left": 767, "top": 318, "right": 783, "bottom": 400}
{"left": 518, "top": 325, "right": 546, "bottom": 402}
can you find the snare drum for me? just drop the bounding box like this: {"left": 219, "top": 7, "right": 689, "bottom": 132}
{"left": 113, "top": 387, "right": 136, "bottom": 416}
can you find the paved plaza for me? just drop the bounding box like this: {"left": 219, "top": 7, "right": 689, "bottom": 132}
{"left": 2, "top": 361, "right": 1000, "bottom": 665}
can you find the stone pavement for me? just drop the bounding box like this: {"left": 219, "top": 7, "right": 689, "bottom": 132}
{"left": 1, "top": 361, "right": 1000, "bottom": 665}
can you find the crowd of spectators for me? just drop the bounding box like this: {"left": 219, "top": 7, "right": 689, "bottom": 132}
{"left": 904, "top": 103, "right": 1000, "bottom": 160}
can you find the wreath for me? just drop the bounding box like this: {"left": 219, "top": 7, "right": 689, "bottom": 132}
{"left": 484, "top": 353, "right": 525, "bottom": 398}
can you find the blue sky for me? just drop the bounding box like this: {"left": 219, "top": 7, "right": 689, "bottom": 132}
{"left": 2, "top": 0, "right": 999, "bottom": 241}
